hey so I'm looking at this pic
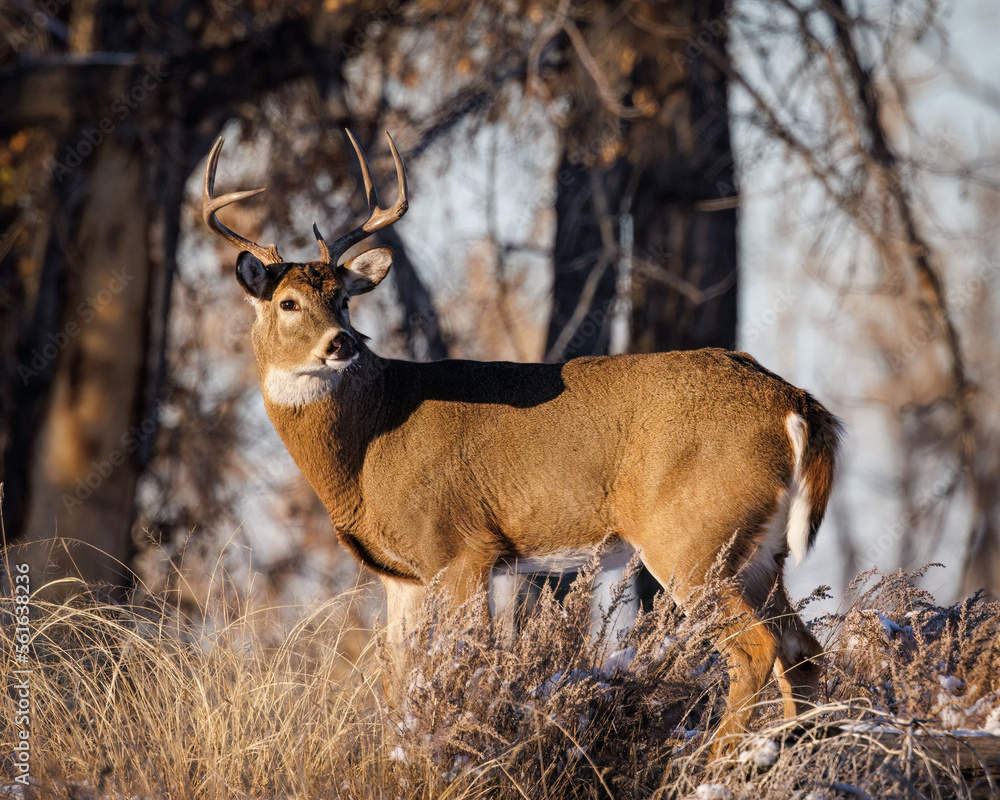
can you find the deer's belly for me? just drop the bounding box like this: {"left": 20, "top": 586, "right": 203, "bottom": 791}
{"left": 493, "top": 535, "right": 635, "bottom": 576}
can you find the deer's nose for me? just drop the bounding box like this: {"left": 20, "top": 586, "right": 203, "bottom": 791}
{"left": 323, "top": 331, "right": 357, "bottom": 361}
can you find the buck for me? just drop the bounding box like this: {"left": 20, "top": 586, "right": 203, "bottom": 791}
{"left": 203, "top": 132, "right": 841, "bottom": 753}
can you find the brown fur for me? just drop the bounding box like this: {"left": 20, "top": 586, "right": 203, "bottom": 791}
{"left": 238, "top": 255, "right": 842, "bottom": 753}
{"left": 800, "top": 393, "right": 841, "bottom": 541}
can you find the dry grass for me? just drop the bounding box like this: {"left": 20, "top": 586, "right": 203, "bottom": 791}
{"left": 2, "top": 562, "right": 999, "bottom": 799}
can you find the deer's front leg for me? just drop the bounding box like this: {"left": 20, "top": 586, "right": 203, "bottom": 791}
{"left": 380, "top": 551, "right": 493, "bottom": 702}
{"left": 436, "top": 550, "right": 494, "bottom": 632}
{"left": 381, "top": 576, "right": 426, "bottom": 703}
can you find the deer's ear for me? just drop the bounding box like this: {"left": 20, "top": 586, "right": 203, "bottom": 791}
{"left": 236, "top": 251, "right": 276, "bottom": 300}
{"left": 339, "top": 246, "right": 393, "bottom": 296}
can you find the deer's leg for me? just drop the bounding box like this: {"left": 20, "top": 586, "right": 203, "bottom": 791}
{"left": 710, "top": 589, "right": 779, "bottom": 757}
{"left": 767, "top": 581, "right": 823, "bottom": 720}
{"left": 381, "top": 576, "right": 426, "bottom": 703}
{"left": 437, "top": 552, "right": 493, "bottom": 632}
{"left": 640, "top": 541, "right": 778, "bottom": 757}
{"left": 636, "top": 537, "right": 779, "bottom": 757}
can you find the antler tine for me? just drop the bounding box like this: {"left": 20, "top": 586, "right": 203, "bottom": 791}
{"left": 325, "top": 130, "right": 409, "bottom": 265}
{"left": 346, "top": 129, "right": 380, "bottom": 210}
{"left": 313, "top": 222, "right": 331, "bottom": 264}
{"left": 203, "top": 137, "right": 283, "bottom": 265}
{"left": 385, "top": 131, "right": 408, "bottom": 208}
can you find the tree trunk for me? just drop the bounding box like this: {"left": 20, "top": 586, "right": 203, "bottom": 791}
{"left": 11, "top": 131, "right": 151, "bottom": 597}
{"left": 628, "top": 0, "right": 738, "bottom": 354}
{"left": 546, "top": 0, "right": 737, "bottom": 360}
{"left": 0, "top": 14, "right": 321, "bottom": 595}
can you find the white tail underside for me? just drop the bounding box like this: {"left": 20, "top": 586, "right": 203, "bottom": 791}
{"left": 785, "top": 411, "right": 812, "bottom": 565}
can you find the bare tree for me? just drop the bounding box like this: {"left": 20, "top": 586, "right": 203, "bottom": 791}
{"left": 6, "top": 0, "right": 996, "bottom": 605}
{"left": 719, "top": 0, "right": 1000, "bottom": 595}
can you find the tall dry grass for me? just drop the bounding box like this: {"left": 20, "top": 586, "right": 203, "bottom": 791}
{"left": 2, "top": 562, "right": 999, "bottom": 799}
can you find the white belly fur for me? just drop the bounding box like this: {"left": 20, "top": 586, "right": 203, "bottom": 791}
{"left": 492, "top": 537, "right": 637, "bottom": 577}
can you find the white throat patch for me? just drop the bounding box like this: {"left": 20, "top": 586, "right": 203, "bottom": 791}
{"left": 263, "top": 355, "right": 358, "bottom": 407}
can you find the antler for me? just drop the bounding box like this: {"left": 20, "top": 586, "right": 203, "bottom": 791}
{"left": 313, "top": 130, "right": 408, "bottom": 265}
{"left": 203, "top": 137, "right": 283, "bottom": 265}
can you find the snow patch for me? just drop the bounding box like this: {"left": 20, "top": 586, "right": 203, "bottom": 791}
{"left": 738, "top": 736, "right": 779, "bottom": 768}
{"left": 601, "top": 647, "right": 636, "bottom": 678}
{"left": 985, "top": 705, "right": 1000, "bottom": 735}
{"left": 839, "top": 721, "right": 903, "bottom": 735}
{"left": 693, "top": 784, "right": 733, "bottom": 800}
{"left": 442, "top": 754, "right": 469, "bottom": 783}
{"left": 388, "top": 745, "right": 408, "bottom": 764}
{"left": 872, "top": 610, "right": 908, "bottom": 640}
{"left": 652, "top": 635, "right": 677, "bottom": 661}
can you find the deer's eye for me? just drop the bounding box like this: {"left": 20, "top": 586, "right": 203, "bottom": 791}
{"left": 279, "top": 299, "right": 298, "bottom": 311}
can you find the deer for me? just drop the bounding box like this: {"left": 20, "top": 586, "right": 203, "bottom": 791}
{"left": 202, "top": 131, "right": 842, "bottom": 755}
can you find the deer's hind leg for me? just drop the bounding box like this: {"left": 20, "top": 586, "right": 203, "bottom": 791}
{"left": 710, "top": 588, "right": 780, "bottom": 756}
{"left": 635, "top": 540, "right": 780, "bottom": 757}
{"left": 715, "top": 560, "right": 822, "bottom": 751}
{"left": 766, "top": 580, "right": 823, "bottom": 721}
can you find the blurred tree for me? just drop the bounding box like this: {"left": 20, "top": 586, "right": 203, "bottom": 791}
{"left": 533, "top": 0, "right": 739, "bottom": 606}
{"left": 721, "top": 0, "right": 1000, "bottom": 596}
{"left": 0, "top": 2, "right": 349, "bottom": 596}
{"left": 2, "top": 0, "right": 739, "bottom": 600}
{"left": 329, "top": 0, "right": 739, "bottom": 607}
{"left": 542, "top": 0, "right": 737, "bottom": 361}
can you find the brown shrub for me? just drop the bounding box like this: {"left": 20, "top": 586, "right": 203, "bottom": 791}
{"left": 2, "top": 563, "right": 998, "bottom": 799}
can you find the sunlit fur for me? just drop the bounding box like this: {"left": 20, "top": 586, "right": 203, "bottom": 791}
{"left": 234, "top": 251, "right": 843, "bottom": 755}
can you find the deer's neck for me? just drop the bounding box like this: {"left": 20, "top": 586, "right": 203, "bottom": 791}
{"left": 261, "top": 352, "right": 388, "bottom": 530}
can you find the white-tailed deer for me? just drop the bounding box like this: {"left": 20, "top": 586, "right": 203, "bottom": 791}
{"left": 203, "top": 131, "right": 841, "bottom": 753}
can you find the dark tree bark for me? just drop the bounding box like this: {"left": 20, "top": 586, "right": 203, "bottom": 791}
{"left": 0, "top": 62, "right": 153, "bottom": 596}
{"left": 374, "top": 227, "right": 450, "bottom": 361}
{"left": 545, "top": 157, "right": 625, "bottom": 360}
{"left": 627, "top": 3, "right": 738, "bottom": 355}
{"left": 17, "top": 131, "right": 151, "bottom": 595}
{"left": 545, "top": 0, "right": 738, "bottom": 361}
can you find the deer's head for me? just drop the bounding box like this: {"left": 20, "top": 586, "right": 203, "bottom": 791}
{"left": 203, "top": 132, "right": 408, "bottom": 406}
